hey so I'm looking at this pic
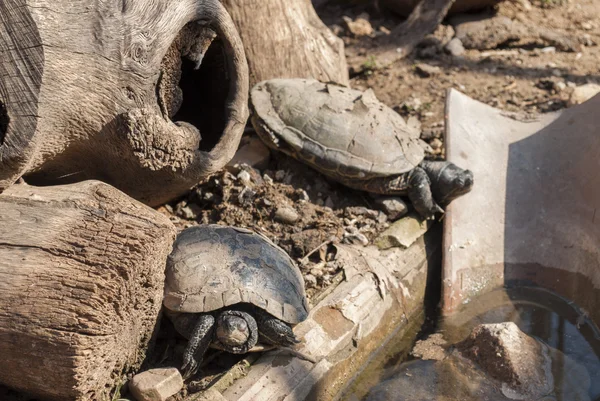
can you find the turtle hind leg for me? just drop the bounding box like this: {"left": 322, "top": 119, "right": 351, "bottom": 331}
{"left": 255, "top": 310, "right": 299, "bottom": 347}
{"left": 181, "top": 314, "right": 215, "bottom": 379}
{"left": 407, "top": 167, "right": 444, "bottom": 220}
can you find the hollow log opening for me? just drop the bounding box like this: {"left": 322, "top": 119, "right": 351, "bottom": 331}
{"left": 158, "top": 23, "right": 230, "bottom": 153}
{"left": 0, "top": 100, "right": 8, "bottom": 146}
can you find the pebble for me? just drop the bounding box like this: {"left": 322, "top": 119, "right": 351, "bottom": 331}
{"left": 237, "top": 170, "right": 252, "bottom": 186}
{"left": 296, "top": 189, "right": 310, "bottom": 202}
{"left": 129, "top": 368, "right": 183, "bottom": 401}
{"left": 304, "top": 274, "right": 318, "bottom": 288}
{"left": 374, "top": 197, "right": 408, "bottom": 221}
{"left": 263, "top": 174, "right": 274, "bottom": 184}
{"left": 415, "top": 63, "right": 441, "bottom": 77}
{"left": 429, "top": 138, "right": 443, "bottom": 151}
{"left": 445, "top": 38, "right": 465, "bottom": 56}
{"left": 237, "top": 187, "right": 256, "bottom": 205}
{"left": 325, "top": 196, "right": 335, "bottom": 209}
{"left": 540, "top": 46, "right": 556, "bottom": 53}
{"left": 569, "top": 83, "right": 600, "bottom": 106}
{"left": 274, "top": 206, "right": 300, "bottom": 224}
{"left": 343, "top": 231, "right": 369, "bottom": 246}
{"left": 275, "top": 170, "right": 286, "bottom": 181}
{"left": 342, "top": 13, "right": 374, "bottom": 37}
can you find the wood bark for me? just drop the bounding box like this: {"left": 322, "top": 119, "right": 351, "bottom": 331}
{"left": 0, "top": 0, "right": 249, "bottom": 207}
{"left": 374, "top": 0, "right": 457, "bottom": 65}
{"left": 0, "top": 181, "right": 177, "bottom": 401}
{"left": 221, "top": 0, "right": 349, "bottom": 88}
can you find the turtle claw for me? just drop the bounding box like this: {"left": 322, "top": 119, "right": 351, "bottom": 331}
{"left": 181, "top": 356, "right": 199, "bottom": 380}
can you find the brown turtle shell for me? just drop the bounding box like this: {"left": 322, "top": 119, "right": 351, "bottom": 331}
{"left": 164, "top": 225, "right": 309, "bottom": 324}
{"left": 250, "top": 78, "right": 425, "bottom": 181}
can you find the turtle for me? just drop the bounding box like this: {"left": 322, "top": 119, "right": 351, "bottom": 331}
{"left": 249, "top": 78, "right": 474, "bottom": 220}
{"left": 163, "top": 224, "right": 310, "bottom": 378}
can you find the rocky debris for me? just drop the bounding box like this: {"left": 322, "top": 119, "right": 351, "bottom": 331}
{"left": 457, "top": 322, "right": 553, "bottom": 399}
{"left": 415, "top": 63, "right": 441, "bottom": 78}
{"left": 129, "top": 368, "right": 184, "bottom": 401}
{"left": 372, "top": 197, "right": 408, "bottom": 221}
{"left": 411, "top": 333, "right": 447, "bottom": 361}
{"left": 274, "top": 205, "right": 300, "bottom": 224}
{"left": 375, "top": 213, "right": 431, "bottom": 249}
{"left": 227, "top": 135, "right": 271, "bottom": 171}
{"left": 342, "top": 13, "right": 374, "bottom": 37}
{"left": 568, "top": 83, "right": 600, "bottom": 106}
{"left": 445, "top": 37, "right": 465, "bottom": 56}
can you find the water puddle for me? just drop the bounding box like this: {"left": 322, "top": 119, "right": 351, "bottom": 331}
{"left": 342, "top": 286, "right": 600, "bottom": 401}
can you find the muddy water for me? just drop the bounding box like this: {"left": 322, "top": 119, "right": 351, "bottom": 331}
{"left": 342, "top": 287, "right": 600, "bottom": 401}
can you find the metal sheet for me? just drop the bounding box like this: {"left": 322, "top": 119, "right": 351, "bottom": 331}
{"left": 442, "top": 89, "right": 600, "bottom": 318}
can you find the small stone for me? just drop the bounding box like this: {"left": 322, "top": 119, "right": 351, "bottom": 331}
{"left": 373, "top": 197, "right": 408, "bottom": 221}
{"left": 342, "top": 13, "right": 374, "bottom": 37}
{"left": 275, "top": 170, "right": 286, "bottom": 181}
{"left": 129, "top": 368, "right": 183, "bottom": 401}
{"left": 177, "top": 206, "right": 195, "bottom": 220}
{"left": 429, "top": 138, "right": 443, "bottom": 151}
{"left": 274, "top": 206, "right": 299, "bottom": 224}
{"left": 263, "top": 174, "right": 274, "bottom": 184}
{"left": 310, "top": 266, "right": 324, "bottom": 277}
{"left": 343, "top": 231, "right": 369, "bottom": 246}
{"left": 238, "top": 187, "right": 256, "bottom": 205}
{"left": 445, "top": 38, "right": 465, "bottom": 56}
{"left": 553, "top": 81, "right": 566, "bottom": 92}
{"left": 304, "top": 274, "right": 318, "bottom": 288}
{"left": 237, "top": 170, "right": 252, "bottom": 186}
{"left": 227, "top": 136, "right": 271, "bottom": 170}
{"left": 365, "top": 209, "right": 380, "bottom": 220}
{"left": 375, "top": 213, "right": 431, "bottom": 249}
{"left": 345, "top": 206, "right": 369, "bottom": 217}
{"left": 415, "top": 63, "right": 441, "bottom": 77}
{"left": 540, "top": 46, "right": 556, "bottom": 53}
{"left": 569, "top": 83, "right": 600, "bottom": 106}
{"left": 296, "top": 189, "right": 310, "bottom": 202}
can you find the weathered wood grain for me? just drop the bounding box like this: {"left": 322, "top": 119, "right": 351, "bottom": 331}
{"left": 0, "top": 0, "right": 248, "bottom": 206}
{"left": 221, "top": 0, "right": 349, "bottom": 88}
{"left": 0, "top": 181, "right": 177, "bottom": 401}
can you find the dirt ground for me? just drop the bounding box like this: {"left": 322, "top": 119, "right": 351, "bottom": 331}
{"left": 162, "top": 0, "right": 600, "bottom": 300}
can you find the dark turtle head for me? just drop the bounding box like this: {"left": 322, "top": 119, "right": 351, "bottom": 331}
{"left": 215, "top": 310, "right": 258, "bottom": 353}
{"left": 430, "top": 162, "right": 474, "bottom": 205}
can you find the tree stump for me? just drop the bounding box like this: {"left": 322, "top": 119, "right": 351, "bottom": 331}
{"left": 0, "top": 0, "right": 249, "bottom": 207}
{"left": 0, "top": 181, "right": 177, "bottom": 401}
{"left": 221, "top": 0, "right": 349, "bottom": 88}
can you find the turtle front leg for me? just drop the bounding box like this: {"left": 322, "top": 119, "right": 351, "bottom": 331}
{"left": 255, "top": 310, "right": 299, "bottom": 347}
{"left": 182, "top": 314, "right": 215, "bottom": 379}
{"left": 407, "top": 168, "right": 444, "bottom": 220}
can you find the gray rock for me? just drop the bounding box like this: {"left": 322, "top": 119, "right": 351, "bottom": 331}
{"left": 457, "top": 322, "right": 554, "bottom": 399}
{"left": 274, "top": 206, "right": 300, "bottom": 224}
{"left": 374, "top": 197, "right": 408, "bottom": 221}
{"left": 445, "top": 37, "right": 465, "bottom": 56}
{"left": 375, "top": 213, "right": 430, "bottom": 249}
{"left": 129, "top": 368, "right": 183, "bottom": 401}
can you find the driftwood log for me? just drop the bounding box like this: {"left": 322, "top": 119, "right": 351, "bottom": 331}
{"left": 221, "top": 0, "right": 349, "bottom": 88}
{"left": 0, "top": 0, "right": 249, "bottom": 207}
{"left": 0, "top": 181, "right": 176, "bottom": 401}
